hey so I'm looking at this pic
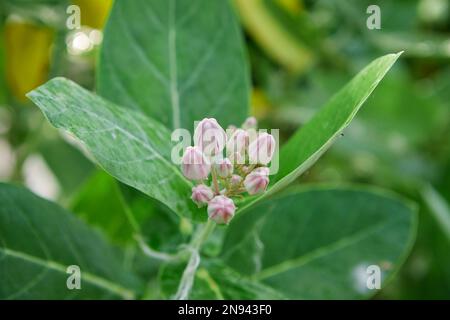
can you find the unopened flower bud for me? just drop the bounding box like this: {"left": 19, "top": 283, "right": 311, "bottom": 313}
{"left": 248, "top": 132, "right": 276, "bottom": 165}
{"left": 191, "top": 184, "right": 214, "bottom": 207}
{"left": 230, "top": 174, "right": 242, "bottom": 187}
{"left": 242, "top": 116, "right": 257, "bottom": 130}
{"left": 226, "top": 129, "right": 249, "bottom": 157}
{"left": 181, "top": 146, "right": 210, "bottom": 180}
{"left": 207, "top": 195, "right": 236, "bottom": 224}
{"left": 194, "top": 118, "right": 226, "bottom": 156}
{"left": 227, "top": 125, "right": 237, "bottom": 138}
{"left": 244, "top": 167, "right": 270, "bottom": 195}
{"left": 229, "top": 152, "right": 244, "bottom": 165}
{"left": 214, "top": 158, "right": 233, "bottom": 178}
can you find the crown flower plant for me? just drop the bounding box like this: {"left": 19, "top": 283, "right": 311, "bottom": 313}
{"left": 2, "top": 0, "right": 421, "bottom": 302}
{"left": 182, "top": 117, "right": 276, "bottom": 224}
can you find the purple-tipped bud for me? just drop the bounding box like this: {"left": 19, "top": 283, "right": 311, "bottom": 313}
{"left": 191, "top": 184, "right": 214, "bottom": 207}
{"left": 207, "top": 195, "right": 236, "bottom": 224}
{"left": 226, "top": 129, "right": 249, "bottom": 157}
{"left": 242, "top": 116, "right": 257, "bottom": 130}
{"left": 194, "top": 118, "right": 226, "bottom": 156}
{"left": 230, "top": 174, "right": 242, "bottom": 187}
{"left": 244, "top": 167, "right": 270, "bottom": 195}
{"left": 214, "top": 158, "right": 233, "bottom": 178}
{"left": 181, "top": 146, "right": 210, "bottom": 180}
{"left": 248, "top": 132, "right": 276, "bottom": 165}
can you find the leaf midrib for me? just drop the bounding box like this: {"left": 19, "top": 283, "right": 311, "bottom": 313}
{"left": 0, "top": 247, "right": 136, "bottom": 299}
{"left": 168, "top": 0, "right": 180, "bottom": 129}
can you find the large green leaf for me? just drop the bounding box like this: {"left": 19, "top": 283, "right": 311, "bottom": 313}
{"left": 236, "top": 53, "right": 402, "bottom": 213}
{"left": 0, "top": 183, "right": 140, "bottom": 299}
{"left": 98, "top": 0, "right": 250, "bottom": 130}
{"left": 222, "top": 186, "right": 417, "bottom": 299}
{"left": 27, "top": 77, "right": 203, "bottom": 220}
{"left": 271, "top": 53, "right": 402, "bottom": 190}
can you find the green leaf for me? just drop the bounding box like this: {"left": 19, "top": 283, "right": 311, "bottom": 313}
{"left": 421, "top": 184, "right": 450, "bottom": 242}
{"left": 98, "top": 0, "right": 250, "bottom": 130}
{"left": 27, "top": 77, "right": 203, "bottom": 220}
{"left": 270, "top": 53, "right": 402, "bottom": 193}
{"left": 0, "top": 183, "right": 140, "bottom": 299}
{"left": 222, "top": 186, "right": 417, "bottom": 299}
{"left": 159, "top": 260, "right": 285, "bottom": 299}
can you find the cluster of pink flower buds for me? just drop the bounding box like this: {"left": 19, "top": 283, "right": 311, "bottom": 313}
{"left": 181, "top": 117, "right": 276, "bottom": 224}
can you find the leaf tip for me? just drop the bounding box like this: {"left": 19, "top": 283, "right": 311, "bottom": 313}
{"left": 394, "top": 50, "right": 405, "bottom": 59}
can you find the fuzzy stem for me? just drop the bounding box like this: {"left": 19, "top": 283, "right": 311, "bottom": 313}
{"left": 174, "top": 219, "right": 216, "bottom": 300}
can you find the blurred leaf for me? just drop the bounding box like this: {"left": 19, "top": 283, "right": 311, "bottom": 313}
{"left": 70, "top": 171, "right": 136, "bottom": 245}
{"left": 421, "top": 185, "right": 450, "bottom": 242}
{"left": 275, "top": 0, "right": 302, "bottom": 14}
{"left": 27, "top": 77, "right": 203, "bottom": 221}
{"left": 119, "top": 182, "right": 186, "bottom": 251}
{"left": 39, "top": 137, "right": 94, "bottom": 196}
{"left": 0, "top": 183, "right": 141, "bottom": 299}
{"left": 160, "top": 260, "right": 285, "bottom": 299}
{"left": 5, "top": 21, "right": 53, "bottom": 101}
{"left": 74, "top": 0, "right": 112, "bottom": 29}
{"left": 70, "top": 170, "right": 186, "bottom": 250}
{"left": 234, "top": 0, "right": 314, "bottom": 74}
{"left": 222, "top": 186, "right": 417, "bottom": 299}
{"left": 371, "top": 32, "right": 450, "bottom": 59}
{"left": 2, "top": 0, "right": 69, "bottom": 28}
{"left": 98, "top": 0, "right": 250, "bottom": 130}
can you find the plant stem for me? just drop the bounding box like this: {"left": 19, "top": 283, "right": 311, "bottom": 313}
{"left": 211, "top": 167, "right": 220, "bottom": 195}
{"left": 174, "top": 219, "right": 216, "bottom": 300}
{"left": 135, "top": 235, "right": 182, "bottom": 262}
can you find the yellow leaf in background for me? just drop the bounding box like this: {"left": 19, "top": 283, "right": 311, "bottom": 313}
{"left": 275, "top": 0, "right": 303, "bottom": 15}
{"left": 234, "top": 0, "right": 314, "bottom": 75}
{"left": 73, "top": 0, "right": 113, "bottom": 29}
{"left": 251, "top": 88, "right": 272, "bottom": 119}
{"left": 5, "top": 22, "right": 53, "bottom": 102}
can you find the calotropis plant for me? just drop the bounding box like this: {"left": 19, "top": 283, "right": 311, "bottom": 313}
{"left": 1, "top": 0, "right": 417, "bottom": 300}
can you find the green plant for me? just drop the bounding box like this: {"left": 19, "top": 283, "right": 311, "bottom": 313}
{"left": 0, "top": 0, "right": 417, "bottom": 299}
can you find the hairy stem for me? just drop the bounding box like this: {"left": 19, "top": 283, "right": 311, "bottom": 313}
{"left": 174, "top": 219, "right": 216, "bottom": 300}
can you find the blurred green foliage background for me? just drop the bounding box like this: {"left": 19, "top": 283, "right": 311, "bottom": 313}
{"left": 0, "top": 0, "right": 449, "bottom": 299}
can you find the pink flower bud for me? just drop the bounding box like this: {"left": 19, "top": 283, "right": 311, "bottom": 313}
{"left": 181, "top": 146, "right": 210, "bottom": 180}
{"left": 242, "top": 116, "right": 257, "bottom": 129}
{"left": 191, "top": 184, "right": 214, "bottom": 207}
{"left": 214, "top": 158, "right": 233, "bottom": 178}
{"left": 226, "top": 129, "right": 249, "bottom": 157}
{"left": 229, "top": 152, "right": 244, "bottom": 165}
{"left": 227, "top": 125, "right": 237, "bottom": 137}
{"left": 248, "top": 132, "right": 276, "bottom": 165}
{"left": 194, "top": 118, "right": 226, "bottom": 156}
{"left": 244, "top": 167, "right": 270, "bottom": 195}
{"left": 207, "top": 195, "right": 236, "bottom": 224}
{"left": 230, "top": 174, "right": 242, "bottom": 187}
